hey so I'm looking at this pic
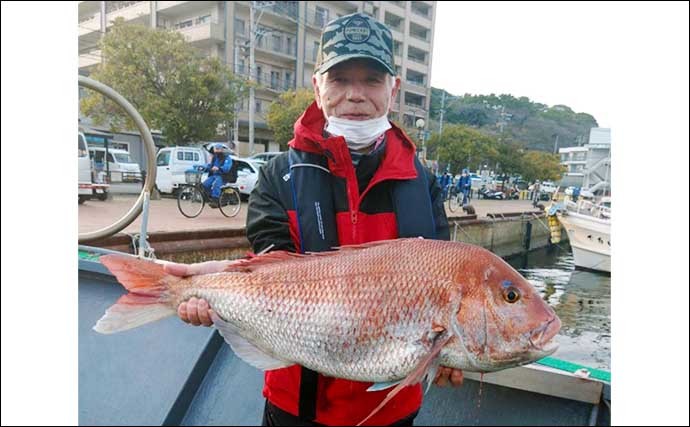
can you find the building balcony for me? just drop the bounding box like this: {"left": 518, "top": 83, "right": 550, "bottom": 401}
{"left": 156, "top": 1, "right": 216, "bottom": 15}
{"left": 79, "top": 13, "right": 101, "bottom": 38}
{"left": 106, "top": 1, "right": 151, "bottom": 24}
{"left": 175, "top": 19, "right": 225, "bottom": 45}
{"left": 79, "top": 50, "right": 103, "bottom": 69}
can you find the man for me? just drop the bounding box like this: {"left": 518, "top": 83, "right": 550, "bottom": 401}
{"left": 457, "top": 168, "right": 471, "bottom": 206}
{"left": 439, "top": 171, "right": 451, "bottom": 200}
{"left": 167, "top": 13, "right": 463, "bottom": 426}
{"left": 201, "top": 143, "right": 233, "bottom": 206}
{"left": 532, "top": 180, "right": 542, "bottom": 207}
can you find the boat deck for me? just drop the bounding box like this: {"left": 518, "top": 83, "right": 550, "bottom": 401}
{"left": 79, "top": 254, "right": 610, "bottom": 426}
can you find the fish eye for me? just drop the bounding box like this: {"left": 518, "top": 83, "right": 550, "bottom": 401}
{"left": 503, "top": 287, "right": 521, "bottom": 303}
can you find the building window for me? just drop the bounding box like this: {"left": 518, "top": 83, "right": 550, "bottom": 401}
{"left": 411, "top": 1, "right": 431, "bottom": 18}
{"left": 313, "top": 41, "right": 320, "bottom": 62}
{"left": 235, "top": 18, "right": 245, "bottom": 35}
{"left": 407, "top": 46, "right": 428, "bottom": 64}
{"left": 286, "top": 36, "right": 293, "bottom": 55}
{"left": 195, "top": 14, "right": 211, "bottom": 25}
{"left": 315, "top": 6, "right": 329, "bottom": 27}
{"left": 284, "top": 71, "right": 293, "bottom": 89}
{"left": 174, "top": 19, "right": 193, "bottom": 30}
{"left": 409, "top": 22, "right": 429, "bottom": 42}
{"left": 255, "top": 100, "right": 262, "bottom": 113}
{"left": 393, "top": 40, "right": 402, "bottom": 56}
{"left": 256, "top": 65, "right": 262, "bottom": 84}
{"left": 272, "top": 34, "right": 282, "bottom": 52}
{"left": 271, "top": 71, "right": 280, "bottom": 89}
{"left": 385, "top": 12, "right": 403, "bottom": 32}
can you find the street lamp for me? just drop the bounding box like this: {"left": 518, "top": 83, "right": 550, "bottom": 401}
{"left": 415, "top": 118, "right": 425, "bottom": 160}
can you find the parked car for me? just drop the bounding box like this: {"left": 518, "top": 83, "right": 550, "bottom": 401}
{"left": 248, "top": 151, "right": 282, "bottom": 167}
{"left": 540, "top": 181, "right": 558, "bottom": 194}
{"left": 233, "top": 157, "right": 260, "bottom": 197}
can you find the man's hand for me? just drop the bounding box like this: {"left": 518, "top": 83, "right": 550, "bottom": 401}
{"left": 162, "top": 260, "right": 233, "bottom": 327}
{"left": 178, "top": 296, "right": 214, "bottom": 327}
{"left": 433, "top": 366, "right": 464, "bottom": 387}
{"left": 211, "top": 166, "right": 219, "bottom": 172}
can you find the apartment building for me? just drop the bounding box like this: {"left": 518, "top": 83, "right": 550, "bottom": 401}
{"left": 78, "top": 1, "right": 437, "bottom": 155}
{"left": 559, "top": 128, "right": 611, "bottom": 193}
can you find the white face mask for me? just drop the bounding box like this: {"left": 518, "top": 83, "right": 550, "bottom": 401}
{"left": 323, "top": 77, "right": 395, "bottom": 151}
{"left": 325, "top": 114, "right": 392, "bottom": 151}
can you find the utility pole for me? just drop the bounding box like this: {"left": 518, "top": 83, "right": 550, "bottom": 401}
{"left": 439, "top": 90, "right": 446, "bottom": 135}
{"left": 246, "top": 1, "right": 274, "bottom": 156}
{"left": 233, "top": 39, "right": 241, "bottom": 152}
{"left": 498, "top": 105, "right": 507, "bottom": 134}
{"left": 553, "top": 134, "right": 560, "bottom": 154}
{"left": 248, "top": 1, "right": 256, "bottom": 156}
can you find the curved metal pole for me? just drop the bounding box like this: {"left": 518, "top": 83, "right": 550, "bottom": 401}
{"left": 78, "top": 76, "right": 157, "bottom": 243}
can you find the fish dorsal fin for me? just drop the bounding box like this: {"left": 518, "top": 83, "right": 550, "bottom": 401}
{"left": 210, "top": 312, "right": 293, "bottom": 371}
{"left": 225, "top": 238, "right": 418, "bottom": 273}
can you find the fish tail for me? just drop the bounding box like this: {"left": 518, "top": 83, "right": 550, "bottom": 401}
{"left": 93, "top": 255, "right": 177, "bottom": 334}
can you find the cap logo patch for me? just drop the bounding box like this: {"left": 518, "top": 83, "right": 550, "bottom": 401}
{"left": 343, "top": 17, "right": 371, "bottom": 43}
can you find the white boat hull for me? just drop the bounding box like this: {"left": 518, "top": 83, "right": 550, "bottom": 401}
{"left": 558, "top": 212, "right": 611, "bottom": 273}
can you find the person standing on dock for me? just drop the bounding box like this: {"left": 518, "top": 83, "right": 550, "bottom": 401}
{"left": 531, "top": 180, "right": 542, "bottom": 207}
{"left": 164, "top": 12, "right": 461, "bottom": 427}
{"left": 457, "top": 168, "right": 472, "bottom": 206}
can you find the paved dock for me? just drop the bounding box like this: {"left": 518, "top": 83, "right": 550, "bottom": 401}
{"left": 79, "top": 194, "right": 540, "bottom": 235}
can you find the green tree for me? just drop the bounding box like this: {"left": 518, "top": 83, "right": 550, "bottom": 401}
{"left": 494, "top": 140, "right": 526, "bottom": 184}
{"left": 81, "top": 18, "right": 246, "bottom": 145}
{"left": 520, "top": 151, "right": 566, "bottom": 182}
{"left": 266, "top": 88, "right": 314, "bottom": 148}
{"left": 426, "top": 124, "right": 498, "bottom": 174}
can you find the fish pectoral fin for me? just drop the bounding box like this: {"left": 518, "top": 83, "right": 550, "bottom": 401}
{"left": 357, "top": 331, "right": 454, "bottom": 426}
{"left": 366, "top": 379, "right": 403, "bottom": 392}
{"left": 423, "top": 359, "right": 441, "bottom": 395}
{"left": 210, "top": 312, "right": 293, "bottom": 371}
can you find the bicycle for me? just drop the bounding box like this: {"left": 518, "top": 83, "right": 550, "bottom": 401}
{"left": 177, "top": 166, "right": 242, "bottom": 218}
{"left": 447, "top": 185, "right": 464, "bottom": 213}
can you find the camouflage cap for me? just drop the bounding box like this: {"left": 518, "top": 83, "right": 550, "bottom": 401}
{"left": 315, "top": 13, "right": 395, "bottom": 76}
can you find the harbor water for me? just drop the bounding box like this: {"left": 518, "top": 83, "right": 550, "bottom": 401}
{"left": 507, "top": 243, "right": 611, "bottom": 371}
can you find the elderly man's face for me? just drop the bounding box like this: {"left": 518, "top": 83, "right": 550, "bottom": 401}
{"left": 313, "top": 59, "right": 401, "bottom": 121}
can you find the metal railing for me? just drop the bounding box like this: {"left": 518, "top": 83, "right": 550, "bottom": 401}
{"left": 78, "top": 76, "right": 157, "bottom": 243}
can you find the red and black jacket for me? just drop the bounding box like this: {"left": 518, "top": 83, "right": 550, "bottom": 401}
{"left": 246, "top": 101, "right": 449, "bottom": 426}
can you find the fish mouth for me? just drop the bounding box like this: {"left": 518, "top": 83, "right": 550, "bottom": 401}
{"left": 528, "top": 316, "right": 561, "bottom": 354}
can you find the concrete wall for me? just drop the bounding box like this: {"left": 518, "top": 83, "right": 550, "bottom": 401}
{"left": 92, "top": 214, "right": 566, "bottom": 263}
{"left": 447, "top": 214, "right": 566, "bottom": 258}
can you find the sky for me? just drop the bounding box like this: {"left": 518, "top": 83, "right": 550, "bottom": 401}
{"left": 430, "top": 2, "right": 682, "bottom": 128}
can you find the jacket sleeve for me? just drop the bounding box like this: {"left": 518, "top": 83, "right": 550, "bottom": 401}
{"left": 246, "top": 158, "right": 296, "bottom": 254}
{"left": 221, "top": 156, "right": 232, "bottom": 174}
{"left": 427, "top": 169, "right": 450, "bottom": 241}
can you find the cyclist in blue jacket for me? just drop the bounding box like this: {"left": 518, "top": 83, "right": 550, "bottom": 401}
{"left": 202, "top": 143, "right": 233, "bottom": 204}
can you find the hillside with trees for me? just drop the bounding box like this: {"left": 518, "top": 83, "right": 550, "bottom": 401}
{"left": 429, "top": 89, "right": 598, "bottom": 152}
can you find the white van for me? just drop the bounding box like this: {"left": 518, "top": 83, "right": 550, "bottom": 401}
{"left": 78, "top": 132, "right": 109, "bottom": 203}
{"left": 89, "top": 147, "right": 143, "bottom": 183}
{"left": 155, "top": 146, "right": 209, "bottom": 194}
